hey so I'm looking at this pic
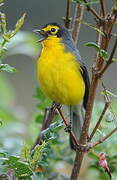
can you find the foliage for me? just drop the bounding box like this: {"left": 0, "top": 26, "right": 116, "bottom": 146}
{"left": 85, "top": 42, "right": 108, "bottom": 59}
{"left": 0, "top": 9, "right": 26, "bottom": 72}
{"left": 72, "top": 0, "right": 99, "bottom": 5}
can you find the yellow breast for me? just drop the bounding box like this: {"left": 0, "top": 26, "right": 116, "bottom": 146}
{"left": 37, "top": 36, "right": 85, "bottom": 105}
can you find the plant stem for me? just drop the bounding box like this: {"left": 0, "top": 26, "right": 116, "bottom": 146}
{"left": 72, "top": 4, "right": 84, "bottom": 45}
{"left": 70, "top": 3, "right": 116, "bottom": 179}
{"left": 57, "top": 107, "right": 80, "bottom": 147}
{"left": 99, "top": 0, "right": 106, "bottom": 17}
{"left": 92, "top": 126, "right": 117, "bottom": 147}
{"left": 88, "top": 102, "right": 110, "bottom": 142}
{"left": 99, "top": 37, "right": 117, "bottom": 76}
{"left": 70, "top": 74, "right": 98, "bottom": 180}
{"left": 83, "top": 0, "right": 102, "bottom": 21}
{"left": 64, "top": 0, "right": 71, "bottom": 28}
{"left": 33, "top": 104, "right": 57, "bottom": 149}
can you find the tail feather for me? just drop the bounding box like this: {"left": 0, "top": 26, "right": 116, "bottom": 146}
{"left": 69, "top": 66, "right": 90, "bottom": 150}
{"left": 70, "top": 105, "right": 84, "bottom": 150}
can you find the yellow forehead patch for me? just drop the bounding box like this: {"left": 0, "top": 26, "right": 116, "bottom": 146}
{"left": 42, "top": 25, "right": 59, "bottom": 32}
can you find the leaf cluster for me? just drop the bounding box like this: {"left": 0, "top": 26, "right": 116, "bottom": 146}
{"left": 0, "top": 1, "right": 26, "bottom": 73}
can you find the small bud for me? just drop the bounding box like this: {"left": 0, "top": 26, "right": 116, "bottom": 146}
{"left": 99, "top": 153, "right": 111, "bottom": 179}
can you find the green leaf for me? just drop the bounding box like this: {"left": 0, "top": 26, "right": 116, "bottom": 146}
{"left": 99, "top": 49, "right": 108, "bottom": 59}
{"left": 0, "top": 0, "right": 4, "bottom": 7}
{"left": 0, "top": 152, "right": 7, "bottom": 157}
{"left": 0, "top": 0, "right": 4, "bottom": 4}
{"left": 10, "top": 13, "right": 26, "bottom": 38}
{"left": 35, "top": 114, "right": 43, "bottom": 123}
{"left": 4, "top": 156, "right": 33, "bottom": 178}
{"left": 34, "top": 88, "right": 46, "bottom": 101}
{"left": 112, "top": 59, "right": 117, "bottom": 62}
{"left": 30, "top": 142, "right": 46, "bottom": 168}
{"left": 41, "top": 121, "right": 63, "bottom": 142}
{"left": 85, "top": 42, "right": 100, "bottom": 51}
{"left": 2, "top": 31, "right": 12, "bottom": 42}
{"left": 0, "top": 64, "right": 16, "bottom": 73}
{"left": 21, "top": 145, "right": 31, "bottom": 162}
{"left": 85, "top": 42, "right": 108, "bottom": 58}
{"left": 101, "top": 90, "right": 117, "bottom": 98}
{"left": 0, "top": 12, "right": 7, "bottom": 33}
{"left": 34, "top": 88, "right": 51, "bottom": 110}
{"left": 73, "top": 0, "right": 99, "bottom": 5}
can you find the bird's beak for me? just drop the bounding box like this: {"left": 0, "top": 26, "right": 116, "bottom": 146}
{"left": 33, "top": 29, "right": 48, "bottom": 42}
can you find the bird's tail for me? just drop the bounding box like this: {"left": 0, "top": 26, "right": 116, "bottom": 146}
{"left": 69, "top": 105, "right": 84, "bottom": 150}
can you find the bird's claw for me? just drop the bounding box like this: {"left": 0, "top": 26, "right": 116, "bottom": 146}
{"left": 64, "top": 124, "right": 72, "bottom": 132}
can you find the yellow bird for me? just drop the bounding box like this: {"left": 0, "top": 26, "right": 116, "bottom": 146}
{"left": 35, "top": 23, "right": 90, "bottom": 149}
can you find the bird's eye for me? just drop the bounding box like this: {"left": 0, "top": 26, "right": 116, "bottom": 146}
{"left": 51, "top": 28, "right": 56, "bottom": 32}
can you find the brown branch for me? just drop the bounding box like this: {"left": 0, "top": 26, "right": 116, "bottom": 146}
{"left": 92, "top": 126, "right": 117, "bottom": 147}
{"left": 70, "top": 18, "right": 104, "bottom": 180}
{"left": 101, "top": 81, "right": 110, "bottom": 102}
{"left": 70, "top": 72, "right": 99, "bottom": 180}
{"left": 33, "top": 104, "right": 57, "bottom": 149}
{"left": 57, "top": 107, "right": 80, "bottom": 147}
{"left": 72, "top": 4, "right": 84, "bottom": 45}
{"left": 64, "top": 0, "right": 71, "bottom": 28}
{"left": 70, "top": 4, "right": 116, "bottom": 180}
{"left": 99, "top": 37, "right": 117, "bottom": 76}
{"left": 83, "top": 0, "right": 102, "bottom": 21}
{"left": 99, "top": 0, "right": 106, "bottom": 17}
{"left": 88, "top": 102, "right": 110, "bottom": 142}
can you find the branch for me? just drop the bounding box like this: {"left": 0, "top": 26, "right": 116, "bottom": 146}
{"left": 57, "top": 107, "right": 79, "bottom": 147}
{"left": 64, "top": 0, "right": 71, "bottom": 28}
{"left": 70, "top": 4, "right": 116, "bottom": 180}
{"left": 99, "top": 0, "right": 106, "bottom": 17}
{"left": 99, "top": 37, "right": 117, "bottom": 76}
{"left": 92, "top": 126, "right": 117, "bottom": 147}
{"left": 88, "top": 102, "right": 110, "bottom": 142}
{"left": 83, "top": 0, "right": 102, "bottom": 21}
{"left": 33, "top": 104, "right": 57, "bottom": 149}
{"left": 88, "top": 79, "right": 113, "bottom": 142}
{"left": 72, "top": 4, "right": 84, "bottom": 45}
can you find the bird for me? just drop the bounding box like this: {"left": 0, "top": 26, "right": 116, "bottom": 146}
{"left": 35, "top": 22, "right": 90, "bottom": 149}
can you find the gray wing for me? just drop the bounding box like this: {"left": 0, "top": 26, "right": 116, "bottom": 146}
{"left": 62, "top": 29, "right": 90, "bottom": 109}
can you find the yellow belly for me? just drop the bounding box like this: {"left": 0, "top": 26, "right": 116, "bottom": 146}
{"left": 37, "top": 44, "right": 85, "bottom": 105}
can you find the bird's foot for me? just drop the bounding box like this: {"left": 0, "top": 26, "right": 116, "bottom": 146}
{"left": 64, "top": 123, "right": 72, "bottom": 133}
{"left": 51, "top": 102, "right": 62, "bottom": 112}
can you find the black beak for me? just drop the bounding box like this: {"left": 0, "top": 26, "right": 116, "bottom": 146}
{"left": 33, "top": 29, "right": 48, "bottom": 42}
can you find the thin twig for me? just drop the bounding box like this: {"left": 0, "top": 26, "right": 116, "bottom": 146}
{"left": 72, "top": 4, "right": 84, "bottom": 45}
{"left": 102, "top": 81, "right": 117, "bottom": 125}
{"left": 99, "top": 37, "right": 117, "bottom": 76}
{"left": 99, "top": 0, "right": 106, "bottom": 17}
{"left": 88, "top": 102, "right": 110, "bottom": 142}
{"left": 92, "top": 126, "right": 117, "bottom": 147}
{"left": 101, "top": 81, "right": 110, "bottom": 102}
{"left": 64, "top": 0, "right": 71, "bottom": 28}
{"left": 57, "top": 107, "right": 79, "bottom": 147}
{"left": 70, "top": 75, "right": 99, "bottom": 180}
{"left": 33, "top": 104, "right": 57, "bottom": 149}
{"left": 83, "top": 0, "right": 102, "bottom": 21}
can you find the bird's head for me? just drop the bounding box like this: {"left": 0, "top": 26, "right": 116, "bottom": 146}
{"left": 34, "top": 22, "right": 72, "bottom": 45}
